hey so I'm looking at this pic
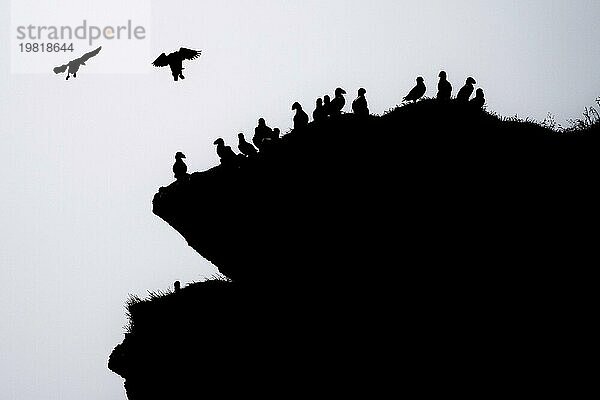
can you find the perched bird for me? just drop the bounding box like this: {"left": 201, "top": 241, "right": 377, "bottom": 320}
{"left": 253, "top": 118, "right": 273, "bottom": 151}
{"left": 53, "top": 46, "right": 102, "bottom": 80}
{"left": 403, "top": 77, "right": 426, "bottom": 103}
{"left": 323, "top": 95, "right": 332, "bottom": 118}
{"left": 457, "top": 77, "right": 477, "bottom": 102}
{"left": 272, "top": 128, "right": 281, "bottom": 140}
{"left": 238, "top": 133, "right": 258, "bottom": 157}
{"left": 152, "top": 48, "right": 202, "bottom": 81}
{"left": 313, "top": 98, "right": 327, "bottom": 123}
{"left": 437, "top": 71, "right": 452, "bottom": 101}
{"left": 292, "top": 102, "right": 309, "bottom": 130}
{"left": 214, "top": 138, "right": 237, "bottom": 165}
{"left": 470, "top": 88, "right": 485, "bottom": 109}
{"left": 329, "top": 88, "right": 347, "bottom": 116}
{"left": 352, "top": 88, "right": 369, "bottom": 116}
{"left": 173, "top": 152, "right": 188, "bottom": 180}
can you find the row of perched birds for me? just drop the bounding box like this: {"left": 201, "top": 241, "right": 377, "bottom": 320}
{"left": 172, "top": 74, "right": 486, "bottom": 179}
{"left": 403, "top": 71, "right": 485, "bottom": 108}
{"left": 173, "top": 87, "right": 371, "bottom": 177}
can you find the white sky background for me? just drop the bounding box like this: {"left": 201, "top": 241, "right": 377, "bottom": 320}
{"left": 1, "top": 1, "right": 599, "bottom": 399}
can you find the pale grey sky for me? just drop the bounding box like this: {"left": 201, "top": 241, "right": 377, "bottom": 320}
{"left": 1, "top": 1, "right": 599, "bottom": 399}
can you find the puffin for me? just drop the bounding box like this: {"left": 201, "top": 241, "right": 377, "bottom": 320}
{"left": 53, "top": 46, "right": 102, "bottom": 80}
{"left": 272, "top": 128, "right": 281, "bottom": 140}
{"left": 238, "top": 133, "right": 258, "bottom": 157}
{"left": 173, "top": 152, "right": 188, "bottom": 180}
{"left": 403, "top": 77, "right": 426, "bottom": 103}
{"left": 352, "top": 88, "right": 369, "bottom": 116}
{"left": 437, "top": 71, "right": 452, "bottom": 101}
{"left": 253, "top": 118, "right": 273, "bottom": 151}
{"left": 323, "top": 95, "right": 332, "bottom": 118}
{"left": 292, "top": 102, "right": 309, "bottom": 130}
{"left": 213, "top": 138, "right": 237, "bottom": 165}
{"left": 152, "top": 48, "right": 202, "bottom": 81}
{"left": 457, "top": 77, "right": 477, "bottom": 102}
{"left": 470, "top": 88, "right": 485, "bottom": 109}
{"left": 329, "top": 88, "right": 347, "bottom": 116}
{"left": 313, "top": 98, "right": 326, "bottom": 123}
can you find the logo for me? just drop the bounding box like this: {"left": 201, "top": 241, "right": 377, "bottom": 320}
{"left": 11, "top": 0, "right": 151, "bottom": 74}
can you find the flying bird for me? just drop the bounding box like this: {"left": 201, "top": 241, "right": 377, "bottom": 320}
{"left": 352, "top": 88, "right": 369, "bottom": 116}
{"left": 292, "top": 102, "right": 309, "bottom": 130}
{"left": 173, "top": 152, "right": 188, "bottom": 180}
{"left": 53, "top": 46, "right": 102, "bottom": 80}
{"left": 329, "top": 88, "right": 347, "bottom": 116}
{"left": 238, "top": 133, "right": 258, "bottom": 157}
{"left": 437, "top": 71, "right": 452, "bottom": 101}
{"left": 457, "top": 77, "right": 477, "bottom": 102}
{"left": 403, "top": 77, "right": 426, "bottom": 103}
{"left": 152, "top": 48, "right": 202, "bottom": 81}
{"left": 470, "top": 88, "right": 485, "bottom": 109}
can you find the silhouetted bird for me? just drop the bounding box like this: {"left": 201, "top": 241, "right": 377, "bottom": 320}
{"left": 403, "top": 77, "right": 426, "bottom": 103}
{"left": 313, "top": 98, "right": 326, "bottom": 123}
{"left": 173, "top": 152, "right": 188, "bottom": 180}
{"left": 272, "top": 128, "right": 281, "bottom": 140}
{"left": 470, "top": 88, "right": 485, "bottom": 109}
{"left": 292, "top": 102, "right": 309, "bottom": 130}
{"left": 253, "top": 118, "right": 273, "bottom": 151}
{"left": 214, "top": 138, "right": 237, "bottom": 165}
{"left": 457, "top": 77, "right": 477, "bottom": 102}
{"left": 437, "top": 71, "right": 452, "bottom": 101}
{"left": 174, "top": 281, "right": 181, "bottom": 293}
{"left": 330, "top": 88, "right": 347, "bottom": 116}
{"left": 152, "top": 48, "right": 202, "bottom": 81}
{"left": 352, "top": 88, "right": 369, "bottom": 116}
{"left": 323, "top": 95, "right": 332, "bottom": 118}
{"left": 238, "top": 133, "right": 258, "bottom": 157}
{"left": 53, "top": 46, "right": 102, "bottom": 80}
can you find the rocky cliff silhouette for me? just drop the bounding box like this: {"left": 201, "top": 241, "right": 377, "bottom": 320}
{"left": 109, "top": 99, "right": 598, "bottom": 399}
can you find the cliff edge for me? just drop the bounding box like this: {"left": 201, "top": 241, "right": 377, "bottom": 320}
{"left": 110, "top": 100, "right": 598, "bottom": 399}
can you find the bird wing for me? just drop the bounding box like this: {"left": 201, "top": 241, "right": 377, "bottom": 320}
{"left": 79, "top": 46, "right": 102, "bottom": 63}
{"left": 152, "top": 53, "right": 169, "bottom": 67}
{"left": 53, "top": 64, "right": 68, "bottom": 74}
{"left": 226, "top": 146, "right": 237, "bottom": 158}
{"left": 178, "top": 48, "right": 201, "bottom": 61}
{"left": 241, "top": 142, "right": 257, "bottom": 154}
{"left": 457, "top": 86, "right": 469, "bottom": 99}
{"left": 404, "top": 86, "right": 418, "bottom": 100}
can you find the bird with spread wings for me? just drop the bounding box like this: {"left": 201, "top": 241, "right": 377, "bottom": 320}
{"left": 53, "top": 46, "right": 102, "bottom": 80}
{"left": 152, "top": 48, "right": 202, "bottom": 81}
